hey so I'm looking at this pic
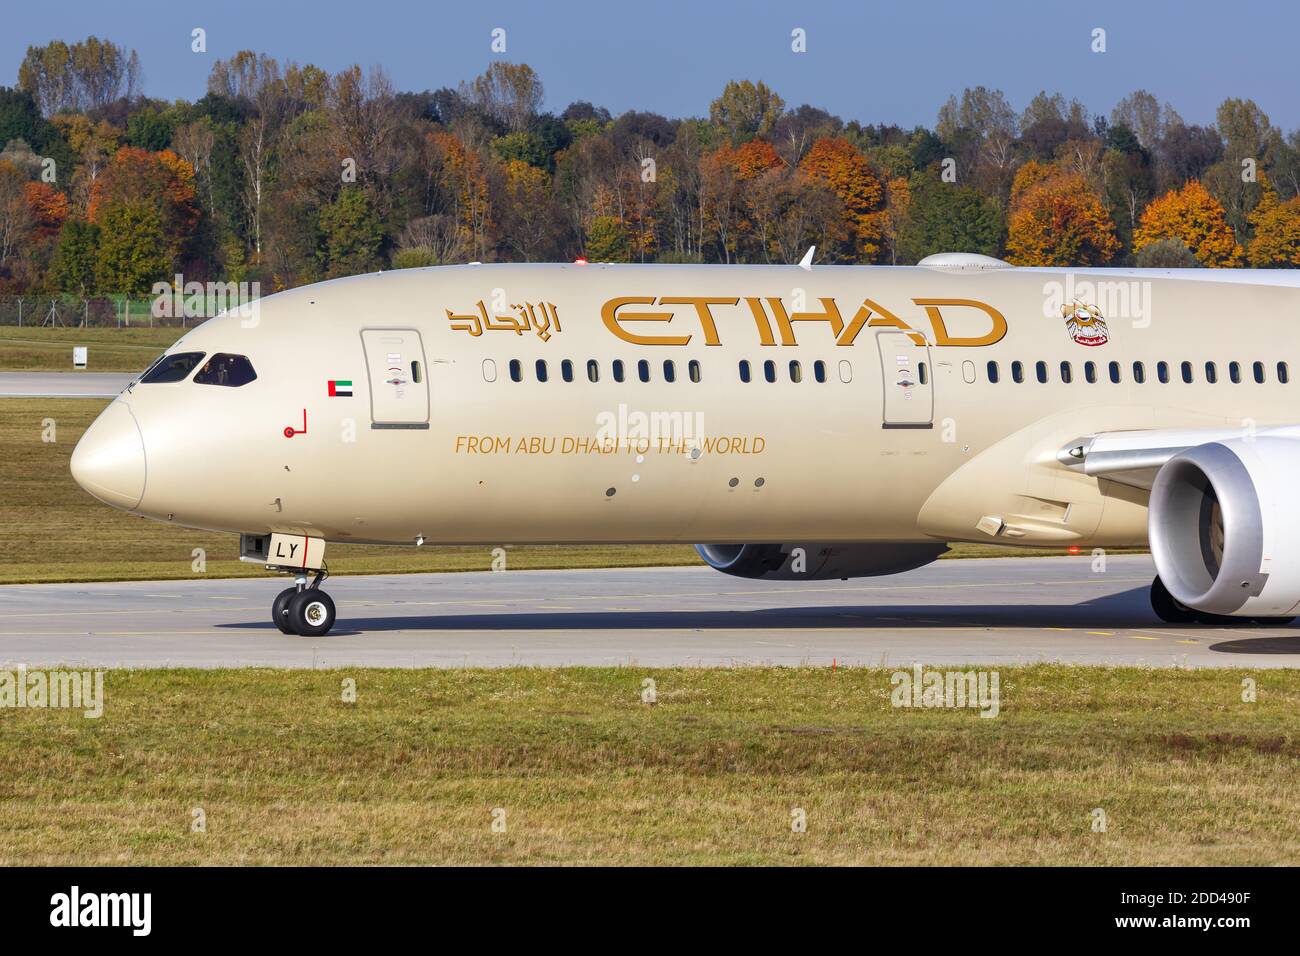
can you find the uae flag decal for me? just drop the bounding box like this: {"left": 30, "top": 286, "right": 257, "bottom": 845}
{"left": 327, "top": 379, "right": 353, "bottom": 397}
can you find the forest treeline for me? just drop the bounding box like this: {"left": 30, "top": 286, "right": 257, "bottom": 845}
{"left": 4, "top": 36, "right": 1300, "bottom": 296}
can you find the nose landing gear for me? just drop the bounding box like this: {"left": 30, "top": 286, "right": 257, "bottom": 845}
{"left": 272, "top": 568, "right": 337, "bottom": 636}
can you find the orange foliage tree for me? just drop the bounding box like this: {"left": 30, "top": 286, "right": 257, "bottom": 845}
{"left": 87, "top": 146, "right": 200, "bottom": 267}
{"left": 24, "top": 181, "right": 70, "bottom": 242}
{"left": 798, "top": 137, "right": 884, "bottom": 261}
{"left": 1005, "top": 166, "right": 1119, "bottom": 266}
{"left": 1245, "top": 180, "right": 1300, "bottom": 267}
{"left": 1133, "top": 180, "right": 1244, "bottom": 267}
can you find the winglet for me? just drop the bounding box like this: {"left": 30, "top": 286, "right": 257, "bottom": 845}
{"left": 798, "top": 246, "right": 815, "bottom": 271}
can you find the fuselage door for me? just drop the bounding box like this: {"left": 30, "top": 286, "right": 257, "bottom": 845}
{"left": 360, "top": 328, "right": 430, "bottom": 428}
{"left": 875, "top": 331, "right": 933, "bottom": 428}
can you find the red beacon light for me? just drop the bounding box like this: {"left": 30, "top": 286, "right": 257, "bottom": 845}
{"left": 574, "top": 257, "right": 588, "bottom": 265}
{"left": 1067, "top": 545, "right": 1081, "bottom": 555}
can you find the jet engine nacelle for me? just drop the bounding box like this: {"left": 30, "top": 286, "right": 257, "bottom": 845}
{"left": 1149, "top": 437, "right": 1300, "bottom": 617}
{"left": 694, "top": 542, "right": 949, "bottom": 581}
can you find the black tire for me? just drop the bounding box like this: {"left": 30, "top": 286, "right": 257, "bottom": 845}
{"left": 288, "top": 589, "right": 336, "bottom": 637}
{"left": 1150, "top": 576, "right": 1197, "bottom": 624}
{"left": 272, "top": 587, "right": 299, "bottom": 634}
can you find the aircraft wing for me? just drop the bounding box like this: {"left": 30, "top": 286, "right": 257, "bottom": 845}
{"left": 1055, "top": 425, "right": 1300, "bottom": 490}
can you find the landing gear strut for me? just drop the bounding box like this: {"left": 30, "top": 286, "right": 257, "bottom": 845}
{"left": 1150, "top": 575, "right": 1294, "bottom": 626}
{"left": 271, "top": 567, "right": 337, "bottom": 636}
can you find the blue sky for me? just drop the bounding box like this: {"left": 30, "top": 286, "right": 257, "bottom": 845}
{"left": 2, "top": 0, "right": 1296, "bottom": 131}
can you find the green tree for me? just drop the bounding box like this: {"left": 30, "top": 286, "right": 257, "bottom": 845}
{"left": 319, "top": 188, "right": 384, "bottom": 277}
{"left": 51, "top": 219, "right": 100, "bottom": 294}
{"left": 709, "top": 80, "right": 785, "bottom": 144}
{"left": 896, "top": 172, "right": 1004, "bottom": 263}
{"left": 584, "top": 215, "right": 629, "bottom": 262}
{"left": 94, "top": 202, "right": 169, "bottom": 294}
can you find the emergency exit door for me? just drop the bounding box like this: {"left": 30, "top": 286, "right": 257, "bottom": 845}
{"left": 875, "top": 331, "right": 933, "bottom": 428}
{"left": 360, "top": 328, "right": 430, "bottom": 428}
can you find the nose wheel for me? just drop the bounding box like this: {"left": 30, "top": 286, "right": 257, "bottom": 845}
{"left": 271, "top": 570, "right": 337, "bottom": 636}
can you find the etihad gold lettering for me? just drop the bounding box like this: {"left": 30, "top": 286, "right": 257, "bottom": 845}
{"left": 914, "top": 298, "right": 1007, "bottom": 347}
{"left": 602, "top": 296, "right": 691, "bottom": 346}
{"left": 766, "top": 296, "right": 843, "bottom": 346}
{"left": 596, "top": 294, "right": 1006, "bottom": 347}
{"left": 657, "top": 297, "right": 736, "bottom": 346}
{"left": 447, "top": 301, "right": 561, "bottom": 341}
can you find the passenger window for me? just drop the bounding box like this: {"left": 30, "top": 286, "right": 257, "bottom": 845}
{"left": 482, "top": 358, "right": 497, "bottom": 382}
{"left": 918, "top": 361, "right": 928, "bottom": 385}
{"left": 509, "top": 359, "right": 522, "bottom": 382}
{"left": 410, "top": 360, "right": 422, "bottom": 385}
{"left": 1180, "top": 361, "right": 1192, "bottom": 383}
{"left": 1133, "top": 361, "right": 1145, "bottom": 384}
{"left": 561, "top": 359, "right": 574, "bottom": 382}
{"left": 1084, "top": 361, "right": 1097, "bottom": 384}
{"left": 837, "top": 360, "right": 852, "bottom": 383}
{"left": 140, "top": 351, "right": 205, "bottom": 384}
{"left": 1059, "top": 361, "right": 1073, "bottom": 384}
{"left": 1205, "top": 361, "right": 1217, "bottom": 384}
{"left": 612, "top": 360, "right": 625, "bottom": 383}
{"left": 663, "top": 360, "right": 676, "bottom": 383}
{"left": 813, "top": 360, "right": 827, "bottom": 383}
{"left": 1156, "top": 361, "right": 1169, "bottom": 384}
{"left": 637, "top": 359, "right": 650, "bottom": 382}
{"left": 739, "top": 360, "right": 751, "bottom": 383}
{"left": 1109, "top": 361, "right": 1121, "bottom": 384}
{"left": 790, "top": 360, "right": 803, "bottom": 383}
{"left": 1279, "top": 361, "right": 1290, "bottom": 384}
{"left": 763, "top": 360, "right": 776, "bottom": 383}
{"left": 1253, "top": 361, "right": 1265, "bottom": 383}
{"left": 587, "top": 359, "right": 599, "bottom": 383}
{"left": 193, "top": 353, "right": 256, "bottom": 387}
{"left": 1229, "top": 361, "right": 1241, "bottom": 383}
{"left": 1011, "top": 361, "right": 1024, "bottom": 383}
{"left": 688, "top": 360, "right": 702, "bottom": 383}
{"left": 986, "top": 361, "right": 999, "bottom": 383}
{"left": 1035, "top": 360, "right": 1047, "bottom": 384}
{"left": 535, "top": 359, "right": 548, "bottom": 383}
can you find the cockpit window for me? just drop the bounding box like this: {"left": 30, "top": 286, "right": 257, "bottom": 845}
{"left": 139, "top": 352, "right": 206, "bottom": 384}
{"left": 193, "top": 354, "right": 257, "bottom": 387}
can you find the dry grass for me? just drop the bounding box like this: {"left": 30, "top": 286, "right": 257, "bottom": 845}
{"left": 0, "top": 665, "right": 1295, "bottom": 865}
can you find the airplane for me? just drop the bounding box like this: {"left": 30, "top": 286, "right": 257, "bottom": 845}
{"left": 69, "top": 251, "right": 1300, "bottom": 636}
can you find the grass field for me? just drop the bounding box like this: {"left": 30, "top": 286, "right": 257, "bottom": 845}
{"left": 0, "top": 398, "right": 1135, "bottom": 584}
{"left": 0, "top": 665, "right": 1295, "bottom": 865}
{"left": 0, "top": 327, "right": 185, "bottom": 372}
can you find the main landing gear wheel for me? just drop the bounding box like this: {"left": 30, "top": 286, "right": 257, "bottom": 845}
{"left": 287, "top": 589, "right": 336, "bottom": 637}
{"left": 1150, "top": 575, "right": 1198, "bottom": 624}
{"left": 272, "top": 587, "right": 299, "bottom": 634}
{"left": 1149, "top": 575, "right": 1295, "bottom": 627}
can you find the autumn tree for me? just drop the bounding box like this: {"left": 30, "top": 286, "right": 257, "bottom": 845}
{"left": 798, "top": 137, "right": 883, "bottom": 261}
{"left": 1133, "top": 180, "right": 1243, "bottom": 267}
{"left": 50, "top": 219, "right": 100, "bottom": 293}
{"left": 1246, "top": 180, "right": 1300, "bottom": 267}
{"left": 319, "top": 187, "right": 384, "bottom": 277}
{"left": 1005, "top": 166, "right": 1119, "bottom": 266}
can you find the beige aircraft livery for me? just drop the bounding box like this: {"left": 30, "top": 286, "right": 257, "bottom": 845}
{"left": 69, "top": 252, "right": 1300, "bottom": 635}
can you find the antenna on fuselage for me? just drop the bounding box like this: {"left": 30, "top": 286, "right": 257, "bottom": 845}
{"left": 798, "top": 246, "right": 815, "bottom": 271}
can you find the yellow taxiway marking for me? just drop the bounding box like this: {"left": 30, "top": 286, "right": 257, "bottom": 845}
{"left": 1086, "top": 631, "right": 1114, "bottom": 636}
{"left": 1175, "top": 639, "right": 1200, "bottom": 645}
{"left": 1128, "top": 635, "right": 1161, "bottom": 641}
{"left": 1, "top": 575, "right": 1155, "bottom": 620}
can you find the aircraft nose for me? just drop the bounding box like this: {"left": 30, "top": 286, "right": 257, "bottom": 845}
{"left": 70, "top": 400, "right": 146, "bottom": 510}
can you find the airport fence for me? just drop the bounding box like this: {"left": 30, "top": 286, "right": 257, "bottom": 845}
{"left": 0, "top": 293, "right": 259, "bottom": 328}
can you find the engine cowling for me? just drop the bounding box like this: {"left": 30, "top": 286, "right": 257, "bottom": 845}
{"left": 1149, "top": 437, "right": 1300, "bottom": 617}
{"left": 694, "top": 542, "right": 949, "bottom": 581}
